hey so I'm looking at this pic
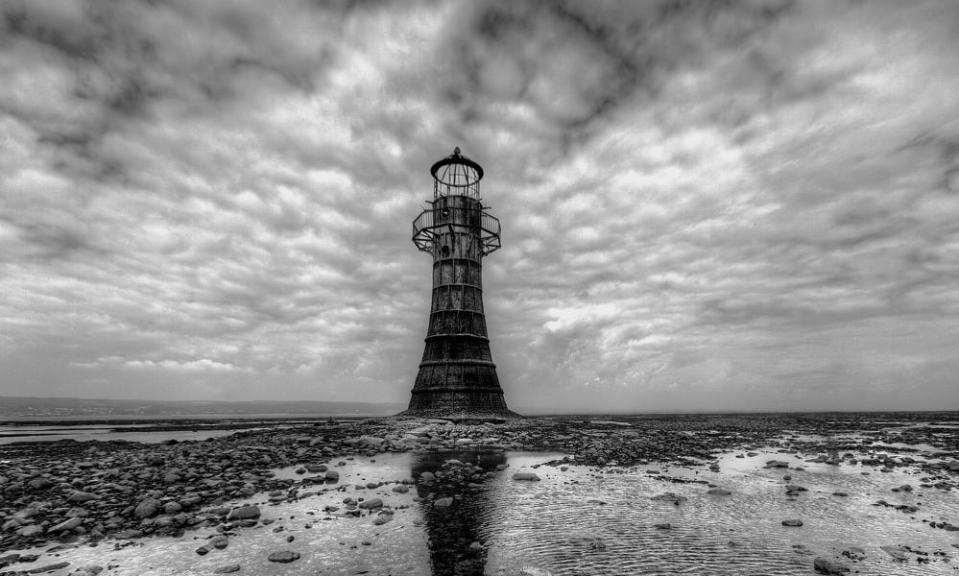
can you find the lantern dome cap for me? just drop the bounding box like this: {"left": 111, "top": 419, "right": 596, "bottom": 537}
{"left": 430, "top": 146, "right": 484, "bottom": 186}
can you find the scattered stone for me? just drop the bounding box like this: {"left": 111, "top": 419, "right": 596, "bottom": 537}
{"left": 880, "top": 545, "right": 910, "bottom": 561}
{"left": 766, "top": 460, "right": 790, "bottom": 468}
{"left": 512, "top": 472, "right": 541, "bottom": 481}
{"left": 706, "top": 488, "right": 732, "bottom": 496}
{"left": 651, "top": 492, "right": 687, "bottom": 505}
{"left": 227, "top": 505, "right": 261, "bottom": 521}
{"left": 434, "top": 497, "right": 454, "bottom": 507}
{"left": 27, "top": 561, "right": 70, "bottom": 574}
{"left": 27, "top": 478, "right": 54, "bottom": 490}
{"left": 373, "top": 511, "right": 393, "bottom": 525}
{"left": 47, "top": 517, "right": 82, "bottom": 533}
{"left": 782, "top": 519, "right": 803, "bottom": 527}
{"left": 358, "top": 498, "right": 383, "bottom": 510}
{"left": 213, "top": 565, "right": 241, "bottom": 574}
{"left": 267, "top": 551, "right": 300, "bottom": 563}
{"left": 67, "top": 492, "right": 97, "bottom": 504}
{"left": 134, "top": 498, "right": 160, "bottom": 519}
{"left": 814, "top": 557, "right": 849, "bottom": 574}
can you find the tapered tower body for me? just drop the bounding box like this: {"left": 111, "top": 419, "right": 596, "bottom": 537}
{"left": 403, "top": 148, "right": 515, "bottom": 419}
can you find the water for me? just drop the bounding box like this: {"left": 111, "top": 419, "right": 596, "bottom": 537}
{"left": 0, "top": 425, "right": 245, "bottom": 445}
{"left": 5, "top": 448, "right": 957, "bottom": 575}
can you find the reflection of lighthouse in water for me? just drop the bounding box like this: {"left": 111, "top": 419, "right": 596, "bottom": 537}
{"left": 411, "top": 450, "right": 506, "bottom": 575}
{"left": 403, "top": 148, "right": 516, "bottom": 419}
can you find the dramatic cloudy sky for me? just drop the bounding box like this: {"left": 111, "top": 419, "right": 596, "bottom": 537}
{"left": 2, "top": 0, "right": 958, "bottom": 412}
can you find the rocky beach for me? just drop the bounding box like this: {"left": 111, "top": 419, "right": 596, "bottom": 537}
{"left": 1, "top": 412, "right": 958, "bottom": 575}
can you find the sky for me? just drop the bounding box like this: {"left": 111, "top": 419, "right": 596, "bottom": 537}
{"left": 2, "top": 0, "right": 958, "bottom": 413}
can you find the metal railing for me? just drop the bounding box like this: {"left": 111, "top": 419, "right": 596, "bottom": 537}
{"left": 412, "top": 207, "right": 501, "bottom": 255}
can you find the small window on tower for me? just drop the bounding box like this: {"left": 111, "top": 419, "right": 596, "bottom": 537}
{"left": 442, "top": 245, "right": 451, "bottom": 257}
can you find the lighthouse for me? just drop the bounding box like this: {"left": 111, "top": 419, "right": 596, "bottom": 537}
{"left": 403, "top": 148, "right": 515, "bottom": 419}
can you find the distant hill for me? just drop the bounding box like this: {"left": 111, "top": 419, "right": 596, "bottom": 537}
{"left": 0, "top": 396, "right": 404, "bottom": 419}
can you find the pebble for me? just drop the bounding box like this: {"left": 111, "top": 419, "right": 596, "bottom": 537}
{"left": 213, "top": 565, "right": 240, "bottom": 574}
{"left": 706, "top": 488, "right": 731, "bottom": 496}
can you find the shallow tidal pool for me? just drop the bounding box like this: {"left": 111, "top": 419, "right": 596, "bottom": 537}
{"left": 5, "top": 448, "right": 958, "bottom": 575}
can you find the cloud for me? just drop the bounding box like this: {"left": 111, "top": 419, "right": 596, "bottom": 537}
{"left": 1, "top": 0, "right": 958, "bottom": 411}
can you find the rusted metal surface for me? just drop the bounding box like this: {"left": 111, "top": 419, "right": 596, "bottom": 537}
{"left": 402, "top": 149, "right": 515, "bottom": 419}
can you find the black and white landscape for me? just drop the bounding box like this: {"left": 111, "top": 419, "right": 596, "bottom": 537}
{"left": 1, "top": 1, "right": 958, "bottom": 575}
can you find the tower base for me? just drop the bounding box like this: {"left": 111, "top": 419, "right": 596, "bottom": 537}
{"left": 398, "top": 389, "right": 520, "bottom": 421}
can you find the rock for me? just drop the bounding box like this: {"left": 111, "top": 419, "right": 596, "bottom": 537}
{"left": 707, "top": 488, "right": 732, "bottom": 496}
{"left": 67, "top": 491, "right": 97, "bottom": 503}
{"left": 392, "top": 484, "right": 410, "bottom": 493}
{"left": 210, "top": 535, "right": 229, "bottom": 549}
{"left": 373, "top": 511, "right": 393, "bottom": 525}
{"left": 16, "top": 525, "right": 43, "bottom": 537}
{"left": 434, "top": 497, "right": 454, "bottom": 507}
{"left": 512, "top": 472, "right": 541, "bottom": 481}
{"left": 195, "top": 546, "right": 210, "bottom": 556}
{"left": 113, "top": 529, "right": 142, "bottom": 539}
{"left": 420, "top": 471, "right": 436, "bottom": 482}
{"left": 163, "top": 502, "right": 182, "bottom": 515}
{"left": 27, "top": 561, "right": 70, "bottom": 573}
{"left": 781, "top": 519, "right": 803, "bottom": 527}
{"left": 841, "top": 547, "right": 866, "bottom": 561}
{"left": 813, "top": 557, "right": 849, "bottom": 574}
{"left": 227, "top": 505, "right": 261, "bottom": 521}
{"left": 765, "top": 460, "right": 790, "bottom": 468}
{"left": 358, "top": 498, "right": 383, "bottom": 510}
{"left": 880, "top": 545, "right": 909, "bottom": 561}
{"left": 267, "top": 551, "right": 300, "bottom": 563}
{"left": 134, "top": 498, "right": 161, "bottom": 519}
{"left": 47, "top": 517, "right": 82, "bottom": 533}
{"left": 214, "top": 565, "right": 240, "bottom": 574}
{"left": 651, "top": 492, "right": 687, "bottom": 505}
{"left": 324, "top": 470, "right": 340, "bottom": 482}
{"left": 2, "top": 518, "right": 22, "bottom": 531}
{"left": 27, "top": 478, "right": 54, "bottom": 490}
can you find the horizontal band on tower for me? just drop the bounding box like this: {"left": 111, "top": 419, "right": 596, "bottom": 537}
{"left": 409, "top": 387, "right": 506, "bottom": 395}
{"left": 432, "top": 283, "right": 483, "bottom": 290}
{"left": 424, "top": 333, "right": 489, "bottom": 341}
{"left": 417, "top": 359, "right": 497, "bottom": 368}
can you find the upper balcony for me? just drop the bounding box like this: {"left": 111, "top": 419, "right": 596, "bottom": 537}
{"left": 412, "top": 207, "right": 501, "bottom": 256}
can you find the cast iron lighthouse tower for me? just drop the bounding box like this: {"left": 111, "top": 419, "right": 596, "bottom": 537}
{"left": 403, "top": 148, "right": 515, "bottom": 419}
